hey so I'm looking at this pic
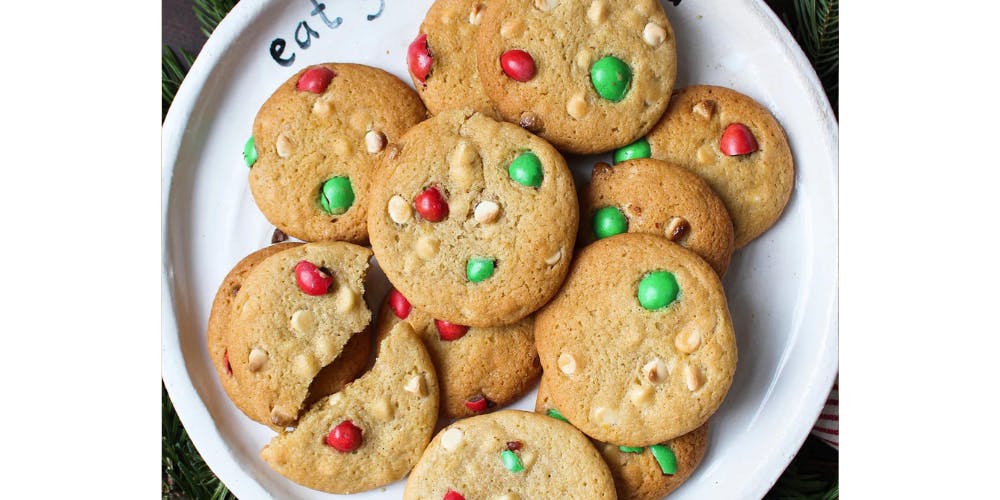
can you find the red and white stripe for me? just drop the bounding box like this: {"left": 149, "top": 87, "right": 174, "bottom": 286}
{"left": 811, "top": 377, "right": 839, "bottom": 449}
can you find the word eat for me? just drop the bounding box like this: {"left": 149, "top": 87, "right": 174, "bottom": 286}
{"left": 270, "top": 0, "right": 385, "bottom": 67}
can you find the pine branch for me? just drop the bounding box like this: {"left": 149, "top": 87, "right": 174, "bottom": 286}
{"left": 162, "top": 383, "right": 236, "bottom": 500}
{"left": 790, "top": 0, "right": 839, "bottom": 114}
{"left": 162, "top": 46, "right": 194, "bottom": 121}
{"left": 194, "top": 0, "right": 240, "bottom": 38}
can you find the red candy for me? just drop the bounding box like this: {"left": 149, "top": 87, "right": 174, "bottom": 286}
{"left": 296, "top": 66, "right": 336, "bottom": 94}
{"left": 500, "top": 49, "right": 536, "bottom": 82}
{"left": 464, "top": 395, "right": 491, "bottom": 413}
{"left": 388, "top": 289, "right": 412, "bottom": 319}
{"left": 407, "top": 33, "right": 433, "bottom": 83}
{"left": 326, "top": 420, "right": 363, "bottom": 452}
{"left": 223, "top": 350, "right": 232, "bottom": 376}
{"left": 435, "top": 319, "right": 469, "bottom": 341}
{"left": 443, "top": 490, "right": 465, "bottom": 500}
{"left": 719, "top": 123, "right": 759, "bottom": 156}
{"left": 506, "top": 441, "right": 523, "bottom": 451}
{"left": 294, "top": 260, "right": 334, "bottom": 296}
{"left": 414, "top": 186, "right": 449, "bottom": 222}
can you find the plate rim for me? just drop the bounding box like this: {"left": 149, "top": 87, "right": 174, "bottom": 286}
{"left": 161, "top": 1, "right": 839, "bottom": 498}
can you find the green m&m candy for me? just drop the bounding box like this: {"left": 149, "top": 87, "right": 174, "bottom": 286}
{"left": 590, "top": 56, "right": 632, "bottom": 102}
{"left": 637, "top": 271, "right": 679, "bottom": 310}
{"left": 613, "top": 138, "right": 651, "bottom": 164}
{"left": 593, "top": 206, "right": 628, "bottom": 240}
{"left": 466, "top": 257, "right": 496, "bottom": 283}
{"left": 501, "top": 450, "right": 524, "bottom": 473}
{"left": 649, "top": 444, "right": 678, "bottom": 475}
{"left": 244, "top": 136, "right": 258, "bottom": 168}
{"left": 618, "top": 446, "right": 644, "bottom": 454}
{"left": 508, "top": 151, "right": 543, "bottom": 187}
{"left": 546, "top": 408, "right": 568, "bottom": 422}
{"left": 319, "top": 176, "right": 354, "bottom": 215}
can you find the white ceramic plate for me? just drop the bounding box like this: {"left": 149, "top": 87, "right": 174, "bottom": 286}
{"left": 162, "top": 0, "right": 838, "bottom": 498}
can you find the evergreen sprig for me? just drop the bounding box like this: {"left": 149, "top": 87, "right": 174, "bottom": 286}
{"left": 193, "top": 0, "right": 240, "bottom": 38}
{"left": 162, "top": 384, "right": 236, "bottom": 500}
{"left": 787, "top": 0, "right": 839, "bottom": 114}
{"left": 162, "top": 46, "right": 194, "bottom": 121}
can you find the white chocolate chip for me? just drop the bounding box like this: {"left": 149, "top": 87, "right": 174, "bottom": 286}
{"left": 373, "top": 396, "right": 394, "bottom": 420}
{"left": 545, "top": 248, "right": 563, "bottom": 266}
{"left": 628, "top": 384, "right": 653, "bottom": 406}
{"left": 404, "top": 373, "right": 428, "bottom": 396}
{"left": 388, "top": 195, "right": 412, "bottom": 225}
{"left": 500, "top": 19, "right": 525, "bottom": 38}
{"left": 574, "top": 49, "right": 592, "bottom": 70}
{"left": 533, "top": 0, "right": 558, "bottom": 11}
{"left": 469, "top": 3, "right": 485, "bottom": 25}
{"left": 587, "top": 0, "right": 608, "bottom": 24}
{"left": 692, "top": 100, "right": 715, "bottom": 120}
{"left": 294, "top": 353, "right": 318, "bottom": 378}
{"left": 415, "top": 235, "right": 440, "bottom": 260}
{"left": 567, "top": 93, "right": 588, "bottom": 119}
{"left": 664, "top": 216, "right": 690, "bottom": 242}
{"left": 276, "top": 134, "right": 294, "bottom": 158}
{"left": 315, "top": 335, "right": 337, "bottom": 359}
{"left": 328, "top": 393, "right": 343, "bottom": 407}
{"left": 675, "top": 329, "right": 702, "bottom": 354}
{"left": 270, "top": 407, "right": 295, "bottom": 426}
{"left": 685, "top": 365, "right": 705, "bottom": 391}
{"left": 365, "top": 130, "right": 386, "bottom": 154}
{"left": 474, "top": 200, "right": 501, "bottom": 224}
{"left": 449, "top": 140, "right": 480, "bottom": 190}
{"left": 336, "top": 287, "right": 358, "bottom": 313}
{"left": 558, "top": 352, "right": 578, "bottom": 375}
{"left": 643, "top": 22, "right": 667, "bottom": 47}
{"left": 497, "top": 494, "right": 521, "bottom": 500}
{"left": 441, "top": 428, "right": 464, "bottom": 451}
{"left": 312, "top": 99, "right": 334, "bottom": 117}
{"left": 593, "top": 406, "right": 619, "bottom": 426}
{"left": 248, "top": 347, "right": 268, "bottom": 372}
{"left": 642, "top": 358, "right": 668, "bottom": 384}
{"left": 696, "top": 144, "right": 716, "bottom": 164}
{"left": 290, "top": 310, "right": 317, "bottom": 336}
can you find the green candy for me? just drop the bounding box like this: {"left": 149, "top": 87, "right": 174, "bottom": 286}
{"left": 243, "top": 136, "right": 258, "bottom": 168}
{"left": 319, "top": 176, "right": 354, "bottom": 215}
{"left": 593, "top": 206, "right": 628, "bottom": 240}
{"left": 637, "top": 271, "right": 679, "bottom": 311}
{"left": 466, "top": 258, "right": 496, "bottom": 283}
{"left": 618, "top": 446, "right": 644, "bottom": 454}
{"left": 546, "top": 408, "right": 568, "bottom": 422}
{"left": 649, "top": 445, "right": 678, "bottom": 475}
{"left": 613, "top": 138, "right": 651, "bottom": 164}
{"left": 501, "top": 450, "right": 524, "bottom": 473}
{"left": 590, "top": 56, "right": 632, "bottom": 102}
{"left": 508, "top": 151, "right": 543, "bottom": 187}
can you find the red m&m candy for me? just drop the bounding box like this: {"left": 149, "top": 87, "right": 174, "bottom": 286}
{"left": 464, "top": 394, "right": 492, "bottom": 413}
{"left": 414, "top": 186, "right": 449, "bottom": 222}
{"left": 296, "top": 66, "right": 336, "bottom": 94}
{"left": 435, "top": 319, "right": 469, "bottom": 341}
{"left": 388, "top": 289, "right": 412, "bottom": 319}
{"left": 500, "top": 49, "right": 536, "bottom": 82}
{"left": 408, "top": 34, "right": 433, "bottom": 83}
{"left": 443, "top": 490, "right": 465, "bottom": 500}
{"left": 294, "top": 260, "right": 334, "bottom": 296}
{"left": 720, "top": 123, "right": 759, "bottom": 156}
{"left": 326, "top": 420, "right": 363, "bottom": 452}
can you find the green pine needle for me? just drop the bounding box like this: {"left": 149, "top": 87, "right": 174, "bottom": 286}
{"left": 162, "top": 384, "right": 236, "bottom": 500}
{"left": 788, "top": 0, "right": 839, "bottom": 113}
{"left": 194, "top": 0, "right": 240, "bottom": 38}
{"left": 162, "top": 46, "right": 194, "bottom": 121}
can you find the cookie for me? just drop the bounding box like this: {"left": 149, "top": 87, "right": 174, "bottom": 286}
{"left": 208, "top": 243, "right": 374, "bottom": 429}
{"left": 535, "top": 376, "right": 709, "bottom": 500}
{"left": 638, "top": 85, "right": 794, "bottom": 247}
{"left": 247, "top": 63, "right": 427, "bottom": 243}
{"left": 367, "top": 109, "right": 578, "bottom": 327}
{"left": 407, "top": 0, "right": 498, "bottom": 117}
{"left": 260, "top": 322, "right": 439, "bottom": 494}
{"left": 403, "top": 410, "right": 616, "bottom": 499}
{"left": 582, "top": 158, "right": 735, "bottom": 276}
{"left": 220, "top": 241, "right": 372, "bottom": 427}
{"left": 534, "top": 232, "right": 737, "bottom": 446}
{"left": 376, "top": 288, "right": 540, "bottom": 418}
{"left": 475, "top": 0, "right": 677, "bottom": 154}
